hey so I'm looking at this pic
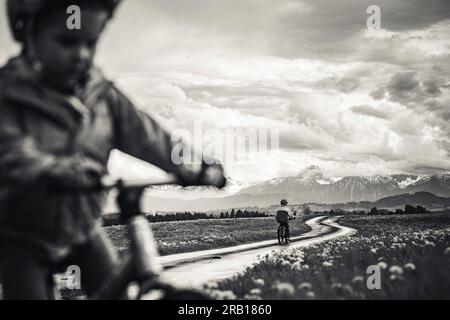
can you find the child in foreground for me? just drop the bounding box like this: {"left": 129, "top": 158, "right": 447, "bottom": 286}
{"left": 0, "top": 0, "right": 226, "bottom": 299}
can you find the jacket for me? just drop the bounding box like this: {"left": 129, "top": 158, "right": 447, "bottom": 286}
{"left": 275, "top": 206, "right": 293, "bottom": 224}
{"left": 0, "top": 56, "right": 203, "bottom": 262}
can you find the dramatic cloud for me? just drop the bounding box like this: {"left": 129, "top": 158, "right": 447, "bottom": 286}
{"left": 0, "top": 0, "right": 449, "bottom": 184}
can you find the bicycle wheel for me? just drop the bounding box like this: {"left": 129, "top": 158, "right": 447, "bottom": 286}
{"left": 284, "top": 228, "right": 289, "bottom": 244}
{"left": 277, "top": 225, "right": 284, "bottom": 245}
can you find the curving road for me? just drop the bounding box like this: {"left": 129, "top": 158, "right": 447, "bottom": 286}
{"left": 159, "top": 216, "right": 357, "bottom": 288}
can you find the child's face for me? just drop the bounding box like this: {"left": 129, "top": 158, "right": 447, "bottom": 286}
{"left": 32, "top": 6, "right": 110, "bottom": 93}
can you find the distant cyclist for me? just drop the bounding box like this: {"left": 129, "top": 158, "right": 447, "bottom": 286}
{"left": 275, "top": 199, "right": 294, "bottom": 243}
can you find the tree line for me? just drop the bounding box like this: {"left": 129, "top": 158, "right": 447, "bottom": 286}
{"left": 319, "top": 204, "right": 431, "bottom": 216}
{"left": 102, "top": 209, "right": 268, "bottom": 227}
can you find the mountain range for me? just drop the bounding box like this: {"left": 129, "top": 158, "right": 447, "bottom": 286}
{"left": 237, "top": 165, "right": 450, "bottom": 203}
{"left": 127, "top": 166, "right": 450, "bottom": 212}
{"left": 319, "top": 192, "right": 450, "bottom": 211}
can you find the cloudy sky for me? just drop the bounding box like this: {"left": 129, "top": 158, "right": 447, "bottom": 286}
{"left": 1, "top": 0, "right": 449, "bottom": 187}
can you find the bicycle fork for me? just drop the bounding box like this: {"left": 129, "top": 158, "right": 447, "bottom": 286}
{"left": 92, "top": 184, "right": 164, "bottom": 299}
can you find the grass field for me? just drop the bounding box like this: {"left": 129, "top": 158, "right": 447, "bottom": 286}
{"left": 104, "top": 217, "right": 310, "bottom": 256}
{"left": 205, "top": 212, "right": 450, "bottom": 300}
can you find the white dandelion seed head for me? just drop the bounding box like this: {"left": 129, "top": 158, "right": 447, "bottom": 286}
{"left": 389, "top": 265, "right": 404, "bottom": 275}
{"left": 298, "top": 282, "right": 313, "bottom": 291}
{"left": 404, "top": 263, "right": 416, "bottom": 272}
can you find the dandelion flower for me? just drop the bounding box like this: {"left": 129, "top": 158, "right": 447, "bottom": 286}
{"left": 298, "top": 282, "right": 313, "bottom": 291}
{"left": 291, "top": 261, "right": 302, "bottom": 271}
{"left": 404, "top": 263, "right": 416, "bottom": 272}
{"left": 253, "top": 278, "right": 265, "bottom": 287}
{"left": 389, "top": 274, "right": 404, "bottom": 282}
{"left": 376, "top": 241, "right": 385, "bottom": 247}
{"left": 331, "top": 283, "right": 343, "bottom": 290}
{"left": 281, "top": 260, "right": 291, "bottom": 267}
{"left": 273, "top": 282, "right": 295, "bottom": 296}
{"left": 389, "top": 265, "right": 404, "bottom": 275}
{"left": 250, "top": 288, "right": 262, "bottom": 296}
{"left": 342, "top": 285, "right": 354, "bottom": 295}
{"left": 424, "top": 241, "right": 435, "bottom": 247}
{"left": 352, "top": 276, "right": 364, "bottom": 285}
{"left": 210, "top": 290, "right": 237, "bottom": 300}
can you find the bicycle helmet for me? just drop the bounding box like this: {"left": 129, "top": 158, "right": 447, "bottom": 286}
{"left": 280, "top": 199, "right": 288, "bottom": 206}
{"left": 7, "top": 0, "right": 122, "bottom": 43}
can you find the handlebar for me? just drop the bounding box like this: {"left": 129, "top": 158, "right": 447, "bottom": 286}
{"left": 99, "top": 174, "right": 181, "bottom": 191}
{"left": 76, "top": 173, "right": 226, "bottom": 192}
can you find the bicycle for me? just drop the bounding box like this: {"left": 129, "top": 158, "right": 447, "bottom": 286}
{"left": 277, "top": 223, "right": 289, "bottom": 245}
{"left": 61, "top": 175, "right": 218, "bottom": 300}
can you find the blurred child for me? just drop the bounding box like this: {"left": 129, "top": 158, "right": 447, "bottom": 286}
{"left": 0, "top": 0, "right": 225, "bottom": 299}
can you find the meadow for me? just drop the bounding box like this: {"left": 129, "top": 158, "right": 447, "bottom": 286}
{"left": 104, "top": 217, "right": 310, "bottom": 256}
{"left": 205, "top": 212, "right": 450, "bottom": 300}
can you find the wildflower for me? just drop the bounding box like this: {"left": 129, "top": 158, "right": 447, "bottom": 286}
{"left": 298, "top": 282, "right": 313, "bottom": 291}
{"left": 291, "top": 261, "right": 302, "bottom": 271}
{"left": 322, "top": 261, "right": 333, "bottom": 267}
{"left": 389, "top": 274, "right": 404, "bottom": 282}
{"left": 273, "top": 281, "right": 295, "bottom": 296}
{"left": 389, "top": 265, "right": 404, "bottom": 275}
{"left": 303, "top": 264, "right": 310, "bottom": 270}
{"left": 331, "top": 283, "right": 343, "bottom": 290}
{"left": 250, "top": 288, "right": 262, "bottom": 296}
{"left": 209, "top": 290, "right": 237, "bottom": 300}
{"left": 377, "top": 261, "right": 388, "bottom": 270}
{"left": 281, "top": 260, "right": 291, "bottom": 268}
{"left": 305, "top": 291, "right": 315, "bottom": 299}
{"left": 342, "top": 285, "right": 354, "bottom": 295}
{"left": 404, "top": 263, "right": 416, "bottom": 272}
{"left": 352, "top": 276, "right": 364, "bottom": 285}
{"left": 376, "top": 241, "right": 385, "bottom": 247}
{"left": 424, "top": 240, "right": 435, "bottom": 248}
{"left": 370, "top": 248, "right": 378, "bottom": 254}
{"left": 253, "top": 278, "right": 265, "bottom": 287}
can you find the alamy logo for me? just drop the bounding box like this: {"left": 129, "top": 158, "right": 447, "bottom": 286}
{"left": 366, "top": 265, "right": 381, "bottom": 290}
{"left": 170, "top": 122, "right": 280, "bottom": 166}
{"left": 64, "top": 265, "right": 81, "bottom": 290}
{"left": 366, "top": 5, "right": 381, "bottom": 30}
{"left": 66, "top": 5, "right": 81, "bottom": 30}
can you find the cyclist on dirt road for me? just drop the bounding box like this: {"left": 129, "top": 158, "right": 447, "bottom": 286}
{"left": 0, "top": 0, "right": 226, "bottom": 300}
{"left": 275, "top": 199, "right": 294, "bottom": 243}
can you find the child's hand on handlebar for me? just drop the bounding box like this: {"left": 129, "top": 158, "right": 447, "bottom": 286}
{"left": 200, "top": 163, "right": 227, "bottom": 189}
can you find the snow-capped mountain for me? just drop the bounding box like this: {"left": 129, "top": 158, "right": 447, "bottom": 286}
{"left": 105, "top": 166, "right": 450, "bottom": 212}
{"left": 238, "top": 166, "right": 450, "bottom": 203}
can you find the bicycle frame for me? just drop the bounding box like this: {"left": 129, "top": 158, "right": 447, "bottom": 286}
{"left": 87, "top": 175, "right": 210, "bottom": 300}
